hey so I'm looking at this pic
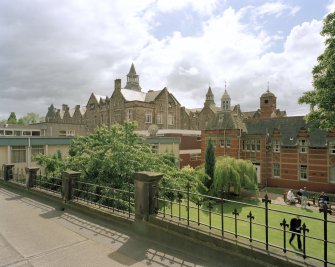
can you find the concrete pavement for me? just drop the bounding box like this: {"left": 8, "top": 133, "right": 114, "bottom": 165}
{"left": 0, "top": 187, "right": 270, "bottom": 267}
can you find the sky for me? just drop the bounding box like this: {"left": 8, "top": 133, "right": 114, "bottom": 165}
{"left": 0, "top": 0, "right": 334, "bottom": 120}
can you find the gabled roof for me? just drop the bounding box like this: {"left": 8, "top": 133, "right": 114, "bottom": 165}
{"left": 208, "top": 111, "right": 246, "bottom": 131}
{"left": 93, "top": 93, "right": 107, "bottom": 102}
{"left": 245, "top": 116, "right": 328, "bottom": 147}
{"left": 145, "top": 90, "right": 162, "bottom": 102}
{"left": 120, "top": 89, "right": 146, "bottom": 101}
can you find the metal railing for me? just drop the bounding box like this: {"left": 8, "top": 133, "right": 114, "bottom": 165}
{"left": 155, "top": 182, "right": 335, "bottom": 267}
{"left": 73, "top": 181, "right": 134, "bottom": 218}
{"left": 35, "top": 173, "right": 63, "bottom": 195}
{"left": 12, "top": 168, "right": 27, "bottom": 186}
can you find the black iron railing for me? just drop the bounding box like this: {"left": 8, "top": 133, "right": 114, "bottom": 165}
{"left": 11, "top": 168, "right": 26, "bottom": 186}
{"left": 73, "top": 181, "right": 134, "bottom": 218}
{"left": 155, "top": 182, "right": 335, "bottom": 267}
{"left": 35, "top": 173, "right": 63, "bottom": 195}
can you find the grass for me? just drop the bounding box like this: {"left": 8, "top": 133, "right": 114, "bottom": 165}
{"left": 158, "top": 197, "right": 335, "bottom": 265}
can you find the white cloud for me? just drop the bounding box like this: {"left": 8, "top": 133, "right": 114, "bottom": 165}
{"left": 254, "top": 2, "right": 300, "bottom": 18}
{"left": 156, "top": 0, "right": 219, "bottom": 15}
{"left": 327, "top": 0, "right": 335, "bottom": 13}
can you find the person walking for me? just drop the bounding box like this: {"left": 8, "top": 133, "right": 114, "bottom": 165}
{"left": 301, "top": 187, "right": 308, "bottom": 209}
{"left": 289, "top": 215, "right": 302, "bottom": 250}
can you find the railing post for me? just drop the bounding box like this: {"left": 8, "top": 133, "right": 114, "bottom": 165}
{"left": 2, "top": 164, "right": 14, "bottom": 181}
{"left": 262, "top": 194, "right": 271, "bottom": 250}
{"left": 221, "top": 192, "right": 225, "bottom": 237}
{"left": 232, "top": 208, "right": 239, "bottom": 238}
{"left": 186, "top": 182, "right": 191, "bottom": 226}
{"left": 133, "top": 171, "right": 163, "bottom": 221}
{"left": 62, "top": 171, "right": 81, "bottom": 202}
{"left": 247, "top": 211, "right": 254, "bottom": 242}
{"left": 196, "top": 200, "right": 201, "bottom": 226}
{"left": 208, "top": 202, "right": 213, "bottom": 230}
{"left": 280, "top": 218, "right": 289, "bottom": 253}
{"left": 25, "top": 167, "right": 39, "bottom": 189}
{"left": 319, "top": 203, "right": 331, "bottom": 267}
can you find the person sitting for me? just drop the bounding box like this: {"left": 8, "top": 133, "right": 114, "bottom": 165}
{"left": 287, "top": 189, "right": 296, "bottom": 204}
{"left": 318, "top": 192, "right": 329, "bottom": 206}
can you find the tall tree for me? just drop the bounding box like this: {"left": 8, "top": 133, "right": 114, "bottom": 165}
{"left": 299, "top": 11, "right": 335, "bottom": 130}
{"left": 18, "top": 112, "right": 45, "bottom": 125}
{"left": 7, "top": 112, "right": 17, "bottom": 124}
{"left": 204, "top": 138, "right": 215, "bottom": 190}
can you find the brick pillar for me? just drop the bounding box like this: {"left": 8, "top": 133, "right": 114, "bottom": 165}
{"left": 25, "top": 167, "right": 39, "bottom": 188}
{"left": 2, "top": 164, "right": 14, "bottom": 181}
{"left": 134, "top": 171, "right": 163, "bottom": 221}
{"left": 62, "top": 171, "right": 80, "bottom": 201}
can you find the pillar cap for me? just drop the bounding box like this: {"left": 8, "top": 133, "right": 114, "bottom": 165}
{"left": 134, "top": 171, "right": 163, "bottom": 182}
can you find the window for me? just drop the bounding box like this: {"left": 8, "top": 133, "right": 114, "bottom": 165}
{"left": 329, "top": 141, "right": 335, "bottom": 154}
{"left": 299, "top": 139, "right": 308, "bottom": 153}
{"left": 273, "top": 163, "right": 280, "bottom": 178}
{"left": 256, "top": 140, "right": 260, "bottom": 151}
{"left": 251, "top": 140, "right": 255, "bottom": 151}
{"left": 300, "top": 165, "right": 308, "bottom": 180}
{"left": 11, "top": 146, "right": 26, "bottom": 163}
{"left": 145, "top": 111, "right": 152, "bottom": 124}
{"left": 156, "top": 112, "right": 163, "bottom": 124}
{"left": 190, "top": 153, "right": 201, "bottom": 161}
{"left": 168, "top": 113, "right": 174, "bottom": 125}
{"left": 264, "top": 100, "right": 268, "bottom": 104}
{"left": 242, "top": 140, "right": 246, "bottom": 150}
{"left": 226, "top": 139, "right": 231, "bottom": 148}
{"left": 330, "top": 166, "right": 335, "bottom": 183}
{"left": 273, "top": 140, "right": 280, "bottom": 153}
{"left": 196, "top": 135, "right": 201, "bottom": 142}
{"left": 246, "top": 140, "right": 251, "bottom": 151}
{"left": 220, "top": 140, "right": 225, "bottom": 147}
{"left": 127, "top": 109, "right": 133, "bottom": 122}
{"left": 31, "top": 145, "right": 44, "bottom": 157}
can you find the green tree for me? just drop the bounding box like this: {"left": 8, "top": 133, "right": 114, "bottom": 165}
{"left": 204, "top": 138, "right": 215, "bottom": 190}
{"left": 299, "top": 11, "right": 335, "bottom": 130}
{"left": 7, "top": 112, "right": 17, "bottom": 124}
{"left": 18, "top": 112, "right": 45, "bottom": 125}
{"left": 211, "top": 157, "right": 258, "bottom": 196}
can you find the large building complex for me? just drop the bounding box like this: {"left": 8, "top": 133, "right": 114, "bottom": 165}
{"left": 1, "top": 64, "right": 334, "bottom": 192}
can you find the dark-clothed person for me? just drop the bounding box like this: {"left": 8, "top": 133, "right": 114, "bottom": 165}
{"left": 289, "top": 215, "right": 302, "bottom": 250}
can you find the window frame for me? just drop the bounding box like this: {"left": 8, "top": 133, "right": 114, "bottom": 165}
{"left": 11, "top": 146, "right": 26, "bottom": 163}
{"left": 299, "top": 164, "right": 308, "bottom": 180}
{"left": 273, "top": 163, "right": 280, "bottom": 178}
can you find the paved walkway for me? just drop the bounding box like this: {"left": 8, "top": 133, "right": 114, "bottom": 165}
{"left": 0, "top": 187, "right": 265, "bottom": 267}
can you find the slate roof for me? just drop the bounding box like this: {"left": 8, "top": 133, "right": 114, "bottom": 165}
{"left": 120, "top": 89, "right": 146, "bottom": 101}
{"left": 145, "top": 90, "right": 162, "bottom": 102}
{"left": 208, "top": 111, "right": 246, "bottom": 131}
{"left": 245, "top": 116, "right": 328, "bottom": 147}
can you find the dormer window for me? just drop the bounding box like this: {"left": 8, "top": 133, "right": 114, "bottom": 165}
{"left": 299, "top": 139, "right": 308, "bottom": 153}
{"left": 273, "top": 139, "right": 280, "bottom": 153}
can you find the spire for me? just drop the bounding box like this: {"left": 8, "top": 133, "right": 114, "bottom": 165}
{"left": 125, "top": 63, "right": 141, "bottom": 91}
{"left": 204, "top": 86, "right": 215, "bottom": 107}
{"left": 128, "top": 63, "right": 137, "bottom": 75}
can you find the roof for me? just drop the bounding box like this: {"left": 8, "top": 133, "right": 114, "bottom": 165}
{"left": 93, "top": 94, "right": 107, "bottom": 102}
{"left": 208, "top": 111, "right": 246, "bottom": 131}
{"left": 221, "top": 89, "right": 230, "bottom": 99}
{"left": 128, "top": 63, "right": 137, "bottom": 75}
{"left": 245, "top": 116, "right": 328, "bottom": 147}
{"left": 261, "top": 89, "right": 275, "bottom": 98}
{"left": 120, "top": 89, "right": 146, "bottom": 101}
{"left": 145, "top": 90, "right": 162, "bottom": 102}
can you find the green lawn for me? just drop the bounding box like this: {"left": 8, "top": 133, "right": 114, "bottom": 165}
{"left": 159, "top": 198, "right": 335, "bottom": 264}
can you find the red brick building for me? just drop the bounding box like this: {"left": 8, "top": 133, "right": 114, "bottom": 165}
{"left": 201, "top": 90, "right": 335, "bottom": 193}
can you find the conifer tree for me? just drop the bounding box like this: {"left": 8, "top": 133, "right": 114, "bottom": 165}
{"left": 204, "top": 138, "right": 215, "bottom": 190}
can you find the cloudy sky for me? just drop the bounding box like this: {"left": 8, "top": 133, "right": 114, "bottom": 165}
{"left": 0, "top": 0, "right": 334, "bottom": 120}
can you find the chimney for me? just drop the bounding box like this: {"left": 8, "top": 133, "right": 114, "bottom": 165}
{"left": 62, "top": 104, "right": 68, "bottom": 111}
{"left": 75, "top": 105, "right": 80, "bottom": 110}
{"left": 115, "top": 79, "right": 121, "bottom": 90}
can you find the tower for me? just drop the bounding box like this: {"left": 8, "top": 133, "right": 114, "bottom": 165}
{"left": 204, "top": 86, "right": 215, "bottom": 107}
{"left": 221, "top": 85, "right": 231, "bottom": 111}
{"left": 259, "top": 86, "right": 276, "bottom": 119}
{"left": 124, "top": 63, "right": 142, "bottom": 91}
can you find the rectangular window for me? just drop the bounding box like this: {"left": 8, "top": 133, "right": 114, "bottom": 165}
{"left": 190, "top": 153, "right": 201, "bottom": 161}
{"left": 299, "top": 139, "right": 308, "bottom": 153}
{"left": 246, "top": 140, "right": 251, "bottom": 151}
{"left": 300, "top": 165, "right": 308, "bottom": 180}
{"left": 127, "top": 109, "right": 133, "bottom": 122}
{"left": 151, "top": 144, "right": 158, "bottom": 153}
{"left": 273, "top": 140, "right": 280, "bottom": 153}
{"left": 242, "top": 140, "right": 246, "bottom": 150}
{"left": 156, "top": 112, "right": 163, "bottom": 124}
{"left": 11, "top": 146, "right": 26, "bottom": 163}
{"left": 220, "top": 139, "right": 225, "bottom": 147}
{"left": 31, "top": 145, "right": 44, "bottom": 157}
{"left": 196, "top": 135, "right": 201, "bottom": 142}
{"left": 168, "top": 113, "right": 174, "bottom": 125}
{"left": 251, "top": 140, "right": 255, "bottom": 151}
{"left": 226, "top": 139, "right": 231, "bottom": 148}
{"left": 330, "top": 166, "right": 335, "bottom": 183}
{"left": 273, "top": 163, "right": 280, "bottom": 178}
{"left": 256, "top": 140, "right": 261, "bottom": 151}
{"left": 329, "top": 141, "right": 335, "bottom": 154}
{"left": 145, "top": 111, "right": 152, "bottom": 123}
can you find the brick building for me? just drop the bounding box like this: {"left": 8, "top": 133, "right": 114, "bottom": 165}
{"left": 201, "top": 89, "right": 335, "bottom": 193}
